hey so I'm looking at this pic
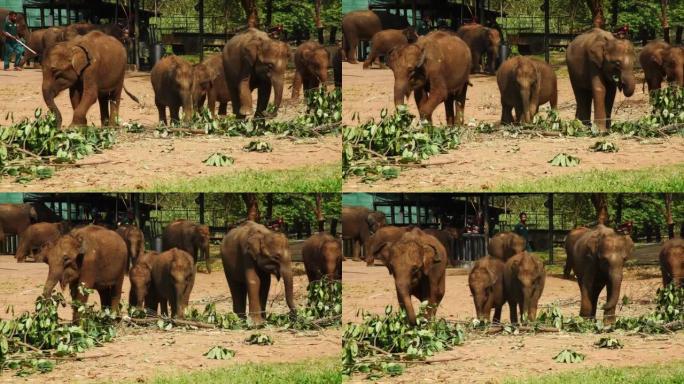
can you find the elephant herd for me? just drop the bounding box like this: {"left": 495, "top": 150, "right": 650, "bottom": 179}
{"left": 8, "top": 213, "right": 342, "bottom": 325}
{"left": 343, "top": 206, "right": 684, "bottom": 326}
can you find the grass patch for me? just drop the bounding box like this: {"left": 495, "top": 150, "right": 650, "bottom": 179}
{"left": 492, "top": 164, "right": 684, "bottom": 192}
{"left": 505, "top": 361, "right": 684, "bottom": 384}
{"left": 117, "top": 358, "right": 341, "bottom": 384}
{"left": 149, "top": 163, "right": 341, "bottom": 193}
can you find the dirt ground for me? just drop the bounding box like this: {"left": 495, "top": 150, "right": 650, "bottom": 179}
{"left": 343, "top": 259, "right": 684, "bottom": 383}
{"left": 342, "top": 62, "right": 684, "bottom": 191}
{"left": 0, "top": 68, "right": 340, "bottom": 191}
{"left": 0, "top": 255, "right": 340, "bottom": 383}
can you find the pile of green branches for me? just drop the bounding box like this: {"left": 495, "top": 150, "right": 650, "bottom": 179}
{"left": 611, "top": 86, "right": 684, "bottom": 137}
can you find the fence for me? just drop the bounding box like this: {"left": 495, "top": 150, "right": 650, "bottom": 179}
{"left": 1, "top": 235, "right": 18, "bottom": 255}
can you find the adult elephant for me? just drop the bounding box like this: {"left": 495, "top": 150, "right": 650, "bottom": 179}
{"left": 388, "top": 30, "right": 471, "bottom": 125}
{"left": 497, "top": 56, "right": 558, "bottom": 124}
{"left": 365, "top": 225, "right": 410, "bottom": 266}
{"left": 220, "top": 221, "right": 296, "bottom": 325}
{"left": 341, "top": 206, "right": 386, "bottom": 261}
{"left": 566, "top": 28, "right": 636, "bottom": 132}
{"left": 42, "top": 31, "right": 139, "bottom": 128}
{"left": 292, "top": 41, "right": 330, "bottom": 99}
{"left": 162, "top": 219, "right": 211, "bottom": 274}
{"left": 222, "top": 28, "right": 289, "bottom": 119}
{"left": 659, "top": 238, "right": 684, "bottom": 287}
{"left": 151, "top": 55, "right": 214, "bottom": 123}
{"left": 202, "top": 54, "right": 231, "bottom": 116}
{"left": 422, "top": 228, "right": 454, "bottom": 265}
{"left": 116, "top": 224, "right": 145, "bottom": 268}
{"left": 342, "top": 10, "right": 382, "bottom": 64}
{"left": 302, "top": 232, "right": 342, "bottom": 283}
{"left": 15, "top": 222, "right": 69, "bottom": 262}
{"left": 456, "top": 23, "right": 501, "bottom": 73}
{"left": 504, "top": 251, "right": 546, "bottom": 323}
{"left": 363, "top": 28, "right": 418, "bottom": 69}
{"left": 22, "top": 27, "right": 64, "bottom": 64}
{"left": 385, "top": 228, "right": 447, "bottom": 325}
{"left": 566, "top": 224, "right": 634, "bottom": 323}
{"left": 42, "top": 225, "right": 127, "bottom": 320}
{"left": 0, "top": 203, "right": 37, "bottom": 242}
{"left": 563, "top": 226, "right": 589, "bottom": 279}
{"left": 488, "top": 231, "right": 526, "bottom": 261}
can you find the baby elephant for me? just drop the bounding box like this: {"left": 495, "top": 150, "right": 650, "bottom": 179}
{"left": 660, "top": 238, "right": 684, "bottom": 287}
{"left": 302, "top": 232, "right": 342, "bottom": 283}
{"left": 292, "top": 41, "right": 330, "bottom": 99}
{"left": 497, "top": 56, "right": 557, "bottom": 124}
{"left": 488, "top": 231, "right": 526, "bottom": 261}
{"left": 363, "top": 27, "right": 418, "bottom": 69}
{"left": 129, "top": 248, "right": 196, "bottom": 318}
{"left": 201, "top": 54, "right": 231, "bottom": 116}
{"left": 504, "top": 251, "right": 546, "bottom": 323}
{"left": 468, "top": 256, "right": 505, "bottom": 322}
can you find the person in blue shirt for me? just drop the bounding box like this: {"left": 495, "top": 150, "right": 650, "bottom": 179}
{"left": 3, "top": 11, "right": 25, "bottom": 71}
{"left": 513, "top": 212, "right": 533, "bottom": 251}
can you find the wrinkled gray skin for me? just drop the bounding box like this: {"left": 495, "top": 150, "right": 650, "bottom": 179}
{"left": 341, "top": 206, "right": 387, "bottom": 261}
{"left": 660, "top": 238, "right": 684, "bottom": 287}
{"left": 565, "top": 225, "right": 634, "bottom": 323}
{"left": 497, "top": 56, "right": 558, "bottom": 124}
{"left": 302, "top": 232, "right": 342, "bottom": 283}
{"left": 162, "top": 219, "right": 211, "bottom": 274}
{"left": 365, "top": 225, "right": 410, "bottom": 266}
{"left": 469, "top": 256, "right": 505, "bottom": 322}
{"left": 130, "top": 248, "right": 196, "bottom": 318}
{"left": 488, "top": 232, "right": 526, "bottom": 261}
{"left": 220, "top": 221, "right": 296, "bottom": 325}
{"left": 504, "top": 251, "right": 545, "bottom": 323}
{"left": 386, "top": 228, "right": 447, "bottom": 325}
{"left": 566, "top": 28, "right": 636, "bottom": 132}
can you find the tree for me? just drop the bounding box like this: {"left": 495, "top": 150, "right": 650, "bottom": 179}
{"left": 661, "top": 0, "right": 670, "bottom": 42}
{"left": 664, "top": 193, "right": 674, "bottom": 238}
{"left": 315, "top": 193, "right": 325, "bottom": 232}
{"left": 586, "top": 0, "right": 605, "bottom": 28}
{"left": 240, "top": 0, "right": 258, "bottom": 27}
{"left": 242, "top": 193, "right": 260, "bottom": 221}
{"left": 591, "top": 194, "right": 609, "bottom": 225}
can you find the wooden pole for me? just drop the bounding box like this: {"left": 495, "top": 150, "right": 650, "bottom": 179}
{"left": 198, "top": 193, "right": 205, "bottom": 224}
{"left": 544, "top": 0, "right": 550, "bottom": 63}
{"left": 198, "top": 0, "right": 204, "bottom": 62}
{"left": 548, "top": 193, "right": 554, "bottom": 264}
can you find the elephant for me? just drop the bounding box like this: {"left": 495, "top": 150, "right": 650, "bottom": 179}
{"left": 365, "top": 225, "right": 410, "bottom": 266}
{"left": 385, "top": 228, "right": 447, "bottom": 325}
{"left": 302, "top": 232, "right": 342, "bottom": 283}
{"left": 129, "top": 248, "right": 195, "bottom": 318}
{"left": 0, "top": 8, "right": 30, "bottom": 51}
{"left": 42, "top": 31, "right": 139, "bottom": 128}
{"left": 62, "top": 22, "right": 127, "bottom": 44}
{"left": 0, "top": 203, "right": 38, "bottom": 244}
{"left": 563, "top": 226, "right": 590, "bottom": 279}
{"left": 201, "top": 54, "right": 231, "bottom": 116}
{"left": 456, "top": 23, "right": 501, "bottom": 73}
{"left": 488, "top": 231, "right": 526, "bottom": 261}
{"left": 639, "top": 40, "right": 671, "bottom": 91}
{"left": 42, "top": 225, "right": 128, "bottom": 320}
{"left": 116, "top": 224, "right": 145, "bottom": 268}
{"left": 341, "top": 206, "right": 387, "bottom": 261}
{"left": 15, "top": 222, "right": 69, "bottom": 262}
{"left": 663, "top": 46, "right": 684, "bottom": 87}
{"left": 220, "top": 221, "right": 296, "bottom": 325}
{"left": 566, "top": 28, "right": 636, "bottom": 132}
{"left": 162, "top": 219, "right": 211, "bottom": 274}
{"left": 22, "top": 27, "right": 64, "bottom": 65}
{"left": 497, "top": 56, "right": 558, "bottom": 124}
{"left": 565, "top": 224, "right": 634, "bottom": 323}
{"left": 151, "top": 55, "right": 215, "bottom": 124}
{"left": 332, "top": 46, "right": 342, "bottom": 88}
{"left": 222, "top": 28, "right": 289, "bottom": 119}
{"left": 292, "top": 41, "right": 330, "bottom": 99}
{"left": 363, "top": 28, "right": 418, "bottom": 69}
{"left": 422, "top": 228, "right": 454, "bottom": 265}
{"left": 388, "top": 30, "right": 471, "bottom": 125}
{"left": 468, "top": 256, "right": 505, "bottom": 322}
{"left": 659, "top": 238, "right": 684, "bottom": 287}
{"left": 504, "top": 251, "right": 545, "bottom": 323}
{"left": 342, "top": 10, "right": 382, "bottom": 64}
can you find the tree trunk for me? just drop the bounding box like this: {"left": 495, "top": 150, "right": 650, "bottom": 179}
{"left": 240, "top": 0, "right": 259, "bottom": 28}
{"left": 585, "top": 0, "right": 605, "bottom": 28}
{"left": 661, "top": 0, "right": 670, "bottom": 43}
{"left": 242, "top": 194, "right": 260, "bottom": 222}
{"left": 315, "top": 194, "right": 325, "bottom": 232}
{"left": 664, "top": 193, "right": 674, "bottom": 239}
{"left": 265, "top": 194, "right": 273, "bottom": 222}
{"left": 591, "top": 194, "right": 609, "bottom": 225}
{"left": 265, "top": 0, "right": 273, "bottom": 28}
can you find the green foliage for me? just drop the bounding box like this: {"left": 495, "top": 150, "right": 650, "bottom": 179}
{"left": 654, "top": 283, "right": 684, "bottom": 322}
{"left": 553, "top": 349, "right": 585, "bottom": 363}
{"left": 245, "top": 333, "right": 273, "bottom": 345}
{"left": 0, "top": 109, "right": 115, "bottom": 182}
{"left": 267, "top": 278, "right": 342, "bottom": 330}
{"left": 243, "top": 140, "right": 273, "bottom": 153}
{"left": 529, "top": 109, "right": 589, "bottom": 137}
{"left": 204, "top": 346, "right": 236, "bottom": 360}
{"left": 203, "top": 153, "right": 235, "bottom": 166}
{"left": 343, "top": 106, "right": 461, "bottom": 181}
{"left": 590, "top": 141, "right": 618, "bottom": 152}
{"left": 595, "top": 337, "right": 623, "bottom": 349}
{"left": 549, "top": 153, "right": 581, "bottom": 167}
{"left": 612, "top": 87, "right": 684, "bottom": 137}
{"left": 342, "top": 304, "right": 466, "bottom": 379}
{"left": 185, "top": 303, "right": 245, "bottom": 330}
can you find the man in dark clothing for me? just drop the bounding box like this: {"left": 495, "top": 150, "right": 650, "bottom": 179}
{"left": 3, "top": 11, "right": 25, "bottom": 71}
{"left": 513, "top": 212, "right": 533, "bottom": 251}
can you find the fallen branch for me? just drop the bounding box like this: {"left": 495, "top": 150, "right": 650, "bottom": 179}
{"left": 124, "top": 316, "right": 216, "bottom": 329}
{"left": 484, "top": 325, "right": 561, "bottom": 334}
{"left": 49, "top": 160, "right": 113, "bottom": 167}
{"left": 12, "top": 146, "right": 42, "bottom": 159}
{"left": 14, "top": 340, "right": 43, "bottom": 353}
{"left": 52, "top": 353, "right": 112, "bottom": 361}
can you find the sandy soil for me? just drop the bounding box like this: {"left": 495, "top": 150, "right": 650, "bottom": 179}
{"left": 342, "top": 62, "right": 684, "bottom": 191}
{"left": 343, "top": 259, "right": 684, "bottom": 383}
{"left": 0, "top": 68, "right": 340, "bottom": 191}
{"left": 0, "top": 256, "right": 340, "bottom": 383}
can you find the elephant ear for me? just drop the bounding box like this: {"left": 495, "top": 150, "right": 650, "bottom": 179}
{"left": 241, "top": 39, "right": 261, "bottom": 68}
{"left": 487, "top": 266, "right": 498, "bottom": 285}
{"left": 421, "top": 243, "right": 440, "bottom": 275}
{"left": 588, "top": 36, "right": 607, "bottom": 69}
{"left": 416, "top": 48, "right": 427, "bottom": 69}
{"left": 651, "top": 53, "right": 664, "bottom": 66}
{"left": 373, "top": 242, "right": 392, "bottom": 264}
{"left": 70, "top": 45, "right": 89, "bottom": 76}
{"left": 586, "top": 232, "right": 603, "bottom": 256}
{"left": 245, "top": 230, "right": 264, "bottom": 262}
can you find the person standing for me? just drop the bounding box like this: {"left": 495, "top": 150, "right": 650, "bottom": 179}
{"left": 513, "top": 212, "right": 533, "bottom": 251}
{"left": 3, "top": 11, "right": 25, "bottom": 71}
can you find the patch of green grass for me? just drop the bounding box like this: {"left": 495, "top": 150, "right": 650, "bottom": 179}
{"left": 505, "top": 361, "right": 684, "bottom": 384}
{"left": 148, "top": 163, "right": 341, "bottom": 193}
{"left": 492, "top": 164, "right": 684, "bottom": 192}
{"left": 116, "top": 358, "right": 340, "bottom": 384}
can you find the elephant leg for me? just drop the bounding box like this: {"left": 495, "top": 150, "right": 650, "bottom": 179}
{"left": 237, "top": 78, "right": 253, "bottom": 118}
{"left": 414, "top": 87, "right": 426, "bottom": 108}
{"left": 255, "top": 80, "right": 272, "bottom": 118}
{"left": 493, "top": 305, "right": 502, "bottom": 323}
{"left": 97, "top": 287, "right": 112, "bottom": 309}
{"left": 352, "top": 239, "right": 361, "bottom": 261}
{"left": 589, "top": 282, "right": 602, "bottom": 318}
{"left": 71, "top": 88, "right": 98, "bottom": 127}
{"left": 218, "top": 102, "right": 228, "bottom": 116}
{"left": 363, "top": 48, "right": 377, "bottom": 69}
{"left": 159, "top": 298, "right": 169, "bottom": 316}
{"left": 471, "top": 52, "right": 481, "bottom": 73}
{"left": 169, "top": 105, "right": 181, "bottom": 122}
{"left": 578, "top": 277, "right": 594, "bottom": 318}
{"left": 110, "top": 278, "right": 123, "bottom": 313}
{"left": 207, "top": 92, "right": 217, "bottom": 117}
{"left": 227, "top": 280, "right": 247, "bottom": 317}
{"left": 69, "top": 87, "right": 82, "bottom": 110}
{"left": 245, "top": 268, "right": 264, "bottom": 324}
{"left": 347, "top": 36, "right": 359, "bottom": 64}
{"left": 291, "top": 70, "right": 303, "bottom": 99}
{"left": 444, "top": 94, "right": 456, "bottom": 126}
{"left": 98, "top": 94, "right": 110, "bottom": 127}
{"left": 501, "top": 101, "right": 514, "bottom": 125}
{"left": 509, "top": 298, "right": 518, "bottom": 323}
{"left": 258, "top": 271, "right": 271, "bottom": 315}
{"left": 109, "top": 87, "right": 122, "bottom": 126}
{"left": 590, "top": 76, "right": 607, "bottom": 132}
{"left": 604, "top": 85, "right": 616, "bottom": 130}
{"left": 573, "top": 88, "right": 592, "bottom": 125}
{"left": 455, "top": 86, "right": 468, "bottom": 126}
{"left": 418, "top": 88, "right": 446, "bottom": 123}
{"left": 156, "top": 102, "right": 167, "bottom": 125}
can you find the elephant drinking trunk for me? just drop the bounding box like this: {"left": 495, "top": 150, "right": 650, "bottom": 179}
{"left": 603, "top": 270, "right": 623, "bottom": 322}
{"left": 281, "top": 264, "right": 296, "bottom": 314}
{"left": 42, "top": 86, "right": 62, "bottom": 127}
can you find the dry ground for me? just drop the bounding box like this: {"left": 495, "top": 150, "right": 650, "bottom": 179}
{"left": 342, "top": 61, "right": 684, "bottom": 191}
{"left": 343, "top": 258, "right": 684, "bottom": 383}
{"left": 0, "top": 255, "right": 340, "bottom": 383}
{"left": 0, "top": 68, "right": 340, "bottom": 191}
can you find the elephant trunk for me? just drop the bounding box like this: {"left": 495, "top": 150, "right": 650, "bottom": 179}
{"left": 281, "top": 264, "right": 296, "bottom": 313}
{"left": 43, "top": 272, "right": 60, "bottom": 298}
{"left": 271, "top": 73, "right": 285, "bottom": 114}
{"left": 42, "top": 85, "right": 62, "bottom": 128}
{"left": 393, "top": 79, "right": 410, "bottom": 106}
{"left": 397, "top": 284, "right": 416, "bottom": 325}
{"left": 182, "top": 92, "right": 194, "bottom": 122}
{"left": 522, "top": 286, "right": 534, "bottom": 322}
{"left": 519, "top": 85, "right": 532, "bottom": 124}
{"left": 621, "top": 71, "right": 636, "bottom": 97}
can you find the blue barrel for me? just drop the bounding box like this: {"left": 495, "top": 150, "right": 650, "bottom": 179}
{"left": 498, "top": 42, "right": 509, "bottom": 68}
{"left": 154, "top": 236, "right": 163, "bottom": 252}
{"left": 152, "top": 43, "right": 164, "bottom": 66}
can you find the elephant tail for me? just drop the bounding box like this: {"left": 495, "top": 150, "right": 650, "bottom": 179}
{"left": 124, "top": 85, "right": 140, "bottom": 104}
